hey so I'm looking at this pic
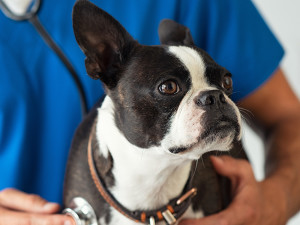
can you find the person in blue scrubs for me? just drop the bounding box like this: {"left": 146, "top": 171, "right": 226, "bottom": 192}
{"left": 1, "top": 0, "right": 300, "bottom": 224}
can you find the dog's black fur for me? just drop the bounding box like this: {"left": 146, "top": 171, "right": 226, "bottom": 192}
{"left": 64, "top": 0, "right": 248, "bottom": 223}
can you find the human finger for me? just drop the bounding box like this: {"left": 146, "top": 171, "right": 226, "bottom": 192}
{"left": 0, "top": 188, "right": 60, "bottom": 214}
{"left": 210, "top": 155, "right": 254, "bottom": 178}
{"left": 179, "top": 157, "right": 259, "bottom": 225}
{"left": 179, "top": 199, "right": 255, "bottom": 225}
{"left": 210, "top": 155, "right": 255, "bottom": 192}
{"left": 0, "top": 206, "right": 75, "bottom": 225}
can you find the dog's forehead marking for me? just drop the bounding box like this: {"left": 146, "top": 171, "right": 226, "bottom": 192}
{"left": 168, "top": 46, "right": 209, "bottom": 90}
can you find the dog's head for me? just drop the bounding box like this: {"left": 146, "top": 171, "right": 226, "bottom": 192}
{"left": 73, "top": 0, "right": 242, "bottom": 160}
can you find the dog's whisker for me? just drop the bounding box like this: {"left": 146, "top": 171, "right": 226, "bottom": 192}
{"left": 237, "top": 106, "right": 254, "bottom": 126}
{"left": 237, "top": 106, "right": 254, "bottom": 117}
{"left": 229, "top": 91, "right": 241, "bottom": 97}
{"left": 200, "top": 156, "right": 205, "bottom": 169}
{"left": 241, "top": 115, "right": 251, "bottom": 126}
{"left": 191, "top": 159, "right": 199, "bottom": 181}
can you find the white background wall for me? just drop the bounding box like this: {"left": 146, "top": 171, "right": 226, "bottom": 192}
{"left": 245, "top": 1, "right": 300, "bottom": 224}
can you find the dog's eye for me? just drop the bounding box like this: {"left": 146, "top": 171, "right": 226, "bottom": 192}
{"left": 222, "top": 75, "right": 233, "bottom": 91}
{"left": 159, "top": 80, "right": 180, "bottom": 95}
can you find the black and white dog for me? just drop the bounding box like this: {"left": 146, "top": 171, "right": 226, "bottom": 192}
{"left": 64, "top": 0, "right": 246, "bottom": 224}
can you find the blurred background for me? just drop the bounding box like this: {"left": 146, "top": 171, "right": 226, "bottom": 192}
{"left": 244, "top": 1, "right": 300, "bottom": 224}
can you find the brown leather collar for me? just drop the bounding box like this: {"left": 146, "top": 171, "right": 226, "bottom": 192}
{"left": 87, "top": 122, "right": 197, "bottom": 225}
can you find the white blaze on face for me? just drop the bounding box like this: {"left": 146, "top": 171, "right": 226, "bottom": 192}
{"left": 168, "top": 46, "right": 208, "bottom": 90}
{"left": 160, "top": 47, "right": 212, "bottom": 154}
{"left": 160, "top": 46, "right": 241, "bottom": 159}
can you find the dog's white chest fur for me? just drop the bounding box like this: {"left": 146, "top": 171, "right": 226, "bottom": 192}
{"left": 96, "top": 97, "right": 204, "bottom": 224}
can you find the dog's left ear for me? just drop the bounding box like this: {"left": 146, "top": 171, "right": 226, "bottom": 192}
{"left": 72, "top": 0, "right": 137, "bottom": 88}
{"left": 158, "top": 19, "right": 195, "bottom": 46}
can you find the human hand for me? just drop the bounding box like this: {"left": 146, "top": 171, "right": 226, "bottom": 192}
{"left": 0, "top": 188, "right": 75, "bottom": 225}
{"left": 179, "top": 156, "right": 287, "bottom": 225}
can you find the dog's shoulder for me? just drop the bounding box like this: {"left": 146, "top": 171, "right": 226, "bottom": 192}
{"left": 63, "top": 96, "right": 112, "bottom": 222}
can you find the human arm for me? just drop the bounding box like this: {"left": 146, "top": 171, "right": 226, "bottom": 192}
{"left": 0, "top": 188, "right": 75, "bottom": 225}
{"left": 239, "top": 68, "right": 300, "bottom": 221}
{"left": 179, "top": 68, "right": 300, "bottom": 225}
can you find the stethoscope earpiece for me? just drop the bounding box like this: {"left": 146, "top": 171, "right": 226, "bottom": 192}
{"left": 0, "top": 0, "right": 41, "bottom": 21}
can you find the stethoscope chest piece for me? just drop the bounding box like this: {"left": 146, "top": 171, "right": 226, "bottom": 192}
{"left": 63, "top": 197, "right": 98, "bottom": 225}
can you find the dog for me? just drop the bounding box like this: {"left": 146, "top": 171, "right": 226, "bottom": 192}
{"left": 63, "top": 0, "right": 247, "bottom": 224}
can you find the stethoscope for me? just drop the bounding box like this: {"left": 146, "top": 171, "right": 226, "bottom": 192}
{"left": 0, "top": 1, "right": 97, "bottom": 224}
{"left": 0, "top": 0, "right": 88, "bottom": 118}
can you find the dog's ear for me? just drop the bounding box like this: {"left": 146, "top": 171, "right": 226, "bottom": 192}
{"left": 158, "top": 19, "right": 194, "bottom": 46}
{"left": 73, "top": 0, "right": 137, "bottom": 88}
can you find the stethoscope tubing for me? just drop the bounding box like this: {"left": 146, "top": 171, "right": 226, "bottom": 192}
{"left": 0, "top": 0, "right": 88, "bottom": 117}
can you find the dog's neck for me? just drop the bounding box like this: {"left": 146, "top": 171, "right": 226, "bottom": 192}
{"left": 96, "top": 97, "right": 193, "bottom": 211}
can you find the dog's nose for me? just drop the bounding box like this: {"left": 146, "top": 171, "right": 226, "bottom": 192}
{"left": 194, "top": 90, "right": 226, "bottom": 107}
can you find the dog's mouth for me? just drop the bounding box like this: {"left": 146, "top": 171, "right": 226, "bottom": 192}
{"left": 200, "top": 116, "right": 240, "bottom": 140}
{"left": 169, "top": 116, "right": 240, "bottom": 155}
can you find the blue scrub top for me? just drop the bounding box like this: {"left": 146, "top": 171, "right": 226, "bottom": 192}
{"left": 0, "top": 0, "right": 283, "bottom": 204}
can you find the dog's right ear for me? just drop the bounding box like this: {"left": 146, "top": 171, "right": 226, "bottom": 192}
{"left": 158, "top": 19, "right": 194, "bottom": 46}
{"left": 73, "top": 0, "right": 137, "bottom": 88}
